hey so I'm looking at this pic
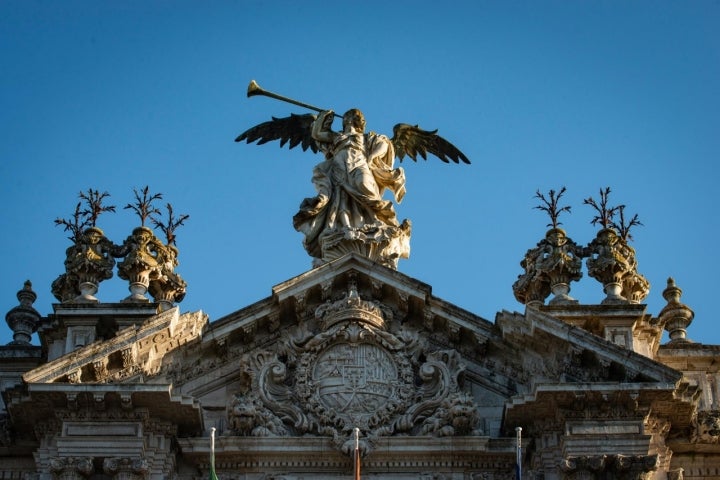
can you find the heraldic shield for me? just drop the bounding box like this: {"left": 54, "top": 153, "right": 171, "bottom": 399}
{"left": 227, "top": 279, "right": 483, "bottom": 455}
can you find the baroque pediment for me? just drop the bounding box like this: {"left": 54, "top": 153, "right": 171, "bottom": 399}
{"left": 182, "top": 262, "right": 493, "bottom": 455}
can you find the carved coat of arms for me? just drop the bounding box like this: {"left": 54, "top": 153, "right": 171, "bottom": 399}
{"left": 228, "top": 283, "right": 482, "bottom": 454}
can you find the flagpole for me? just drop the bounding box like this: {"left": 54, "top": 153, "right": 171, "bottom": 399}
{"left": 353, "top": 427, "right": 361, "bottom": 480}
{"left": 210, "top": 427, "right": 219, "bottom": 480}
{"left": 515, "top": 426, "right": 522, "bottom": 480}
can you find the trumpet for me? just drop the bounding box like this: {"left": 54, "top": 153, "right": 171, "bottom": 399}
{"left": 247, "top": 80, "right": 342, "bottom": 118}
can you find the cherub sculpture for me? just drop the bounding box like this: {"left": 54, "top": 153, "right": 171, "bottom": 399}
{"left": 236, "top": 81, "right": 470, "bottom": 269}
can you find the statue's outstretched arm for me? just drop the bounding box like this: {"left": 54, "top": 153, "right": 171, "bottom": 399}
{"left": 312, "top": 110, "right": 335, "bottom": 144}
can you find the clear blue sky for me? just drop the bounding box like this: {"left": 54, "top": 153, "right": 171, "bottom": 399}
{"left": 1, "top": 1, "right": 718, "bottom": 345}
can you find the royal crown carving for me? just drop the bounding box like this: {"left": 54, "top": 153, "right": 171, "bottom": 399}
{"left": 314, "top": 279, "right": 387, "bottom": 329}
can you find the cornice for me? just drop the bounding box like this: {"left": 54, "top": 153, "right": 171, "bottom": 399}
{"left": 23, "top": 308, "right": 206, "bottom": 384}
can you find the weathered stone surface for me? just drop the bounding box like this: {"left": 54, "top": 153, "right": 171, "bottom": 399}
{"left": 0, "top": 253, "right": 717, "bottom": 478}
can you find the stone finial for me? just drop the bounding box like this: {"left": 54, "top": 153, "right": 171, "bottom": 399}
{"left": 60, "top": 226, "right": 118, "bottom": 302}
{"left": 537, "top": 228, "right": 584, "bottom": 304}
{"left": 4, "top": 280, "right": 41, "bottom": 345}
{"left": 512, "top": 228, "right": 584, "bottom": 307}
{"left": 584, "top": 188, "right": 649, "bottom": 305}
{"left": 585, "top": 228, "right": 631, "bottom": 304}
{"left": 585, "top": 229, "right": 650, "bottom": 305}
{"left": 116, "top": 226, "right": 187, "bottom": 309}
{"left": 116, "top": 226, "right": 164, "bottom": 303}
{"left": 659, "top": 277, "right": 694, "bottom": 343}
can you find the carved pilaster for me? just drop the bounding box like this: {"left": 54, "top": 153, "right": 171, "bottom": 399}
{"left": 49, "top": 457, "right": 94, "bottom": 479}
{"left": 103, "top": 457, "right": 149, "bottom": 480}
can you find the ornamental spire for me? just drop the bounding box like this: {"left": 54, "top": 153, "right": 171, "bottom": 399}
{"left": 4, "top": 280, "right": 40, "bottom": 345}
{"left": 659, "top": 277, "right": 695, "bottom": 343}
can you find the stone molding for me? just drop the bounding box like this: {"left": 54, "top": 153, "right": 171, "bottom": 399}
{"left": 561, "top": 454, "right": 658, "bottom": 480}
{"left": 23, "top": 308, "right": 206, "bottom": 384}
{"left": 177, "top": 436, "right": 517, "bottom": 478}
{"left": 499, "top": 307, "right": 681, "bottom": 382}
{"left": 6, "top": 383, "right": 202, "bottom": 445}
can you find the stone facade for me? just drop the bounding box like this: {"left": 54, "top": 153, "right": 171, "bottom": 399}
{"left": 1, "top": 253, "right": 718, "bottom": 479}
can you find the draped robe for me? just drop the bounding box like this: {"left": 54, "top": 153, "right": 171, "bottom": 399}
{"left": 293, "top": 131, "right": 406, "bottom": 259}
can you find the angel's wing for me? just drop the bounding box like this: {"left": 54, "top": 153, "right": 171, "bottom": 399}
{"left": 235, "top": 113, "right": 318, "bottom": 153}
{"left": 391, "top": 124, "right": 470, "bottom": 164}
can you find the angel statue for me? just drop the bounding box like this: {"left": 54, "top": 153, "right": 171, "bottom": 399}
{"left": 236, "top": 81, "right": 470, "bottom": 269}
